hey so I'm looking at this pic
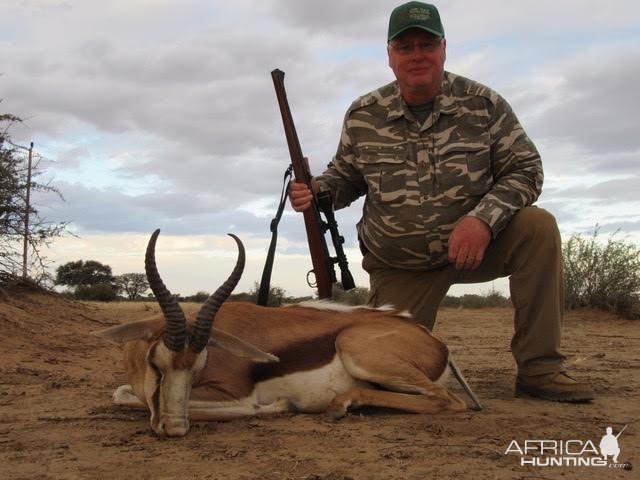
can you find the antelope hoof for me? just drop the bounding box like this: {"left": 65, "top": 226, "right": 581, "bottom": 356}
{"left": 327, "top": 407, "right": 347, "bottom": 420}
{"left": 327, "top": 398, "right": 351, "bottom": 420}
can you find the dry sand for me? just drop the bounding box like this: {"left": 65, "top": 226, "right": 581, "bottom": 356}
{"left": 1, "top": 289, "right": 637, "bottom": 479}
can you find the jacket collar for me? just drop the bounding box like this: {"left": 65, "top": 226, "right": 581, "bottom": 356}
{"left": 386, "top": 71, "right": 460, "bottom": 122}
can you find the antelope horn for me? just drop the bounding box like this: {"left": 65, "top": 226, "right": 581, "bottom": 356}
{"left": 145, "top": 229, "right": 187, "bottom": 352}
{"left": 190, "top": 233, "right": 245, "bottom": 353}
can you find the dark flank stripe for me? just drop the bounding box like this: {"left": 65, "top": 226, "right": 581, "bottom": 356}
{"left": 251, "top": 331, "right": 340, "bottom": 383}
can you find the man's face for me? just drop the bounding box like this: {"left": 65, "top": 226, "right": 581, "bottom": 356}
{"left": 387, "top": 28, "right": 446, "bottom": 103}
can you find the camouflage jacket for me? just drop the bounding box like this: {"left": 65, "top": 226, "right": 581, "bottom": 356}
{"left": 315, "top": 71, "right": 543, "bottom": 270}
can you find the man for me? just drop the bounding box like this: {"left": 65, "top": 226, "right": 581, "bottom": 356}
{"left": 289, "top": 2, "right": 593, "bottom": 402}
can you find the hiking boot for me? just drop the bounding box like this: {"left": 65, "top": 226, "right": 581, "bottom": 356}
{"left": 515, "top": 371, "right": 595, "bottom": 403}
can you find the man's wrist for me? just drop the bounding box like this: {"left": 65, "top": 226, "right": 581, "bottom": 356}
{"left": 465, "top": 214, "right": 493, "bottom": 237}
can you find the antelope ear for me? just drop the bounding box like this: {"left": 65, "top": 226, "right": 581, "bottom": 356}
{"left": 207, "top": 328, "right": 279, "bottom": 363}
{"left": 92, "top": 319, "right": 160, "bottom": 344}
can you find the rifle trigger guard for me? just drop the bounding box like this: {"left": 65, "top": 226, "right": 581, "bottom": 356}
{"left": 306, "top": 270, "right": 317, "bottom": 289}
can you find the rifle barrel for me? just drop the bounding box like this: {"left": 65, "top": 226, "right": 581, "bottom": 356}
{"left": 271, "top": 69, "right": 333, "bottom": 299}
{"left": 616, "top": 425, "right": 627, "bottom": 438}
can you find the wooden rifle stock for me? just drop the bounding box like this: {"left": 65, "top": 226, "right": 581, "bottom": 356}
{"left": 271, "top": 69, "right": 333, "bottom": 299}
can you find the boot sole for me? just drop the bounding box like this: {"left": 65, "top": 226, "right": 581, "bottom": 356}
{"left": 515, "top": 383, "right": 595, "bottom": 403}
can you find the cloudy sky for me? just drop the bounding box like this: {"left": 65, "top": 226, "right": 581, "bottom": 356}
{"left": 2, "top": 0, "right": 639, "bottom": 297}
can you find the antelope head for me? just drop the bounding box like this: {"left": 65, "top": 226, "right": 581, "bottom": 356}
{"left": 95, "top": 230, "right": 277, "bottom": 437}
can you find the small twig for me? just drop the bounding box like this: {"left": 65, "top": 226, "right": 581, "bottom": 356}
{"left": 78, "top": 313, "right": 118, "bottom": 326}
{"left": 38, "top": 414, "right": 142, "bottom": 422}
{"left": 587, "top": 334, "right": 640, "bottom": 339}
{"left": 380, "top": 443, "right": 472, "bottom": 449}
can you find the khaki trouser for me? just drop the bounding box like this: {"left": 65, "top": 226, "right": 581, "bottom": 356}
{"left": 363, "top": 207, "right": 566, "bottom": 376}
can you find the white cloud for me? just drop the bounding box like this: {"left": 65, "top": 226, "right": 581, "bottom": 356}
{"left": 523, "top": 43, "right": 640, "bottom": 154}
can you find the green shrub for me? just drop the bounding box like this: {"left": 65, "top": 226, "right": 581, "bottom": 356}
{"left": 331, "top": 285, "right": 371, "bottom": 305}
{"left": 230, "top": 282, "right": 302, "bottom": 307}
{"left": 441, "top": 291, "right": 510, "bottom": 309}
{"left": 563, "top": 229, "right": 640, "bottom": 319}
{"left": 184, "top": 291, "right": 210, "bottom": 303}
{"left": 75, "top": 283, "right": 118, "bottom": 302}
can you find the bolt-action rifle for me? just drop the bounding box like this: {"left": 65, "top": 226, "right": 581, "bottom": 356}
{"left": 267, "top": 68, "right": 355, "bottom": 300}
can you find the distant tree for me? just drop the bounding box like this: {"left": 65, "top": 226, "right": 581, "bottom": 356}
{"left": 55, "top": 260, "right": 115, "bottom": 288}
{"left": 227, "top": 282, "right": 298, "bottom": 306}
{"left": 0, "top": 110, "right": 67, "bottom": 280}
{"left": 115, "top": 273, "right": 149, "bottom": 300}
{"left": 439, "top": 289, "right": 510, "bottom": 309}
{"left": 227, "top": 290, "right": 255, "bottom": 303}
{"left": 55, "top": 260, "right": 119, "bottom": 301}
{"left": 184, "top": 291, "right": 210, "bottom": 303}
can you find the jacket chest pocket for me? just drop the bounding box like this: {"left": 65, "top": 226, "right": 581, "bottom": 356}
{"left": 358, "top": 146, "right": 408, "bottom": 204}
{"left": 436, "top": 141, "right": 492, "bottom": 196}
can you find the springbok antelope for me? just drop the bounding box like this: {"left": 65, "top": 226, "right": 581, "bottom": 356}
{"left": 94, "top": 230, "right": 467, "bottom": 437}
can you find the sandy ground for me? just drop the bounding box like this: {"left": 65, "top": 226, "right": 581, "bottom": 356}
{"left": 0, "top": 288, "right": 638, "bottom": 480}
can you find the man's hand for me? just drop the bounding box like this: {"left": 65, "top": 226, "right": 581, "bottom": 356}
{"left": 288, "top": 157, "right": 320, "bottom": 212}
{"left": 448, "top": 216, "right": 492, "bottom": 270}
{"left": 288, "top": 181, "right": 314, "bottom": 212}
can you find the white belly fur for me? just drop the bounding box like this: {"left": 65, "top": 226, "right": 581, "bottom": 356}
{"left": 254, "top": 355, "right": 368, "bottom": 412}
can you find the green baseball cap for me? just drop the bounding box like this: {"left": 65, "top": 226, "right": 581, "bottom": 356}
{"left": 388, "top": 2, "right": 444, "bottom": 41}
